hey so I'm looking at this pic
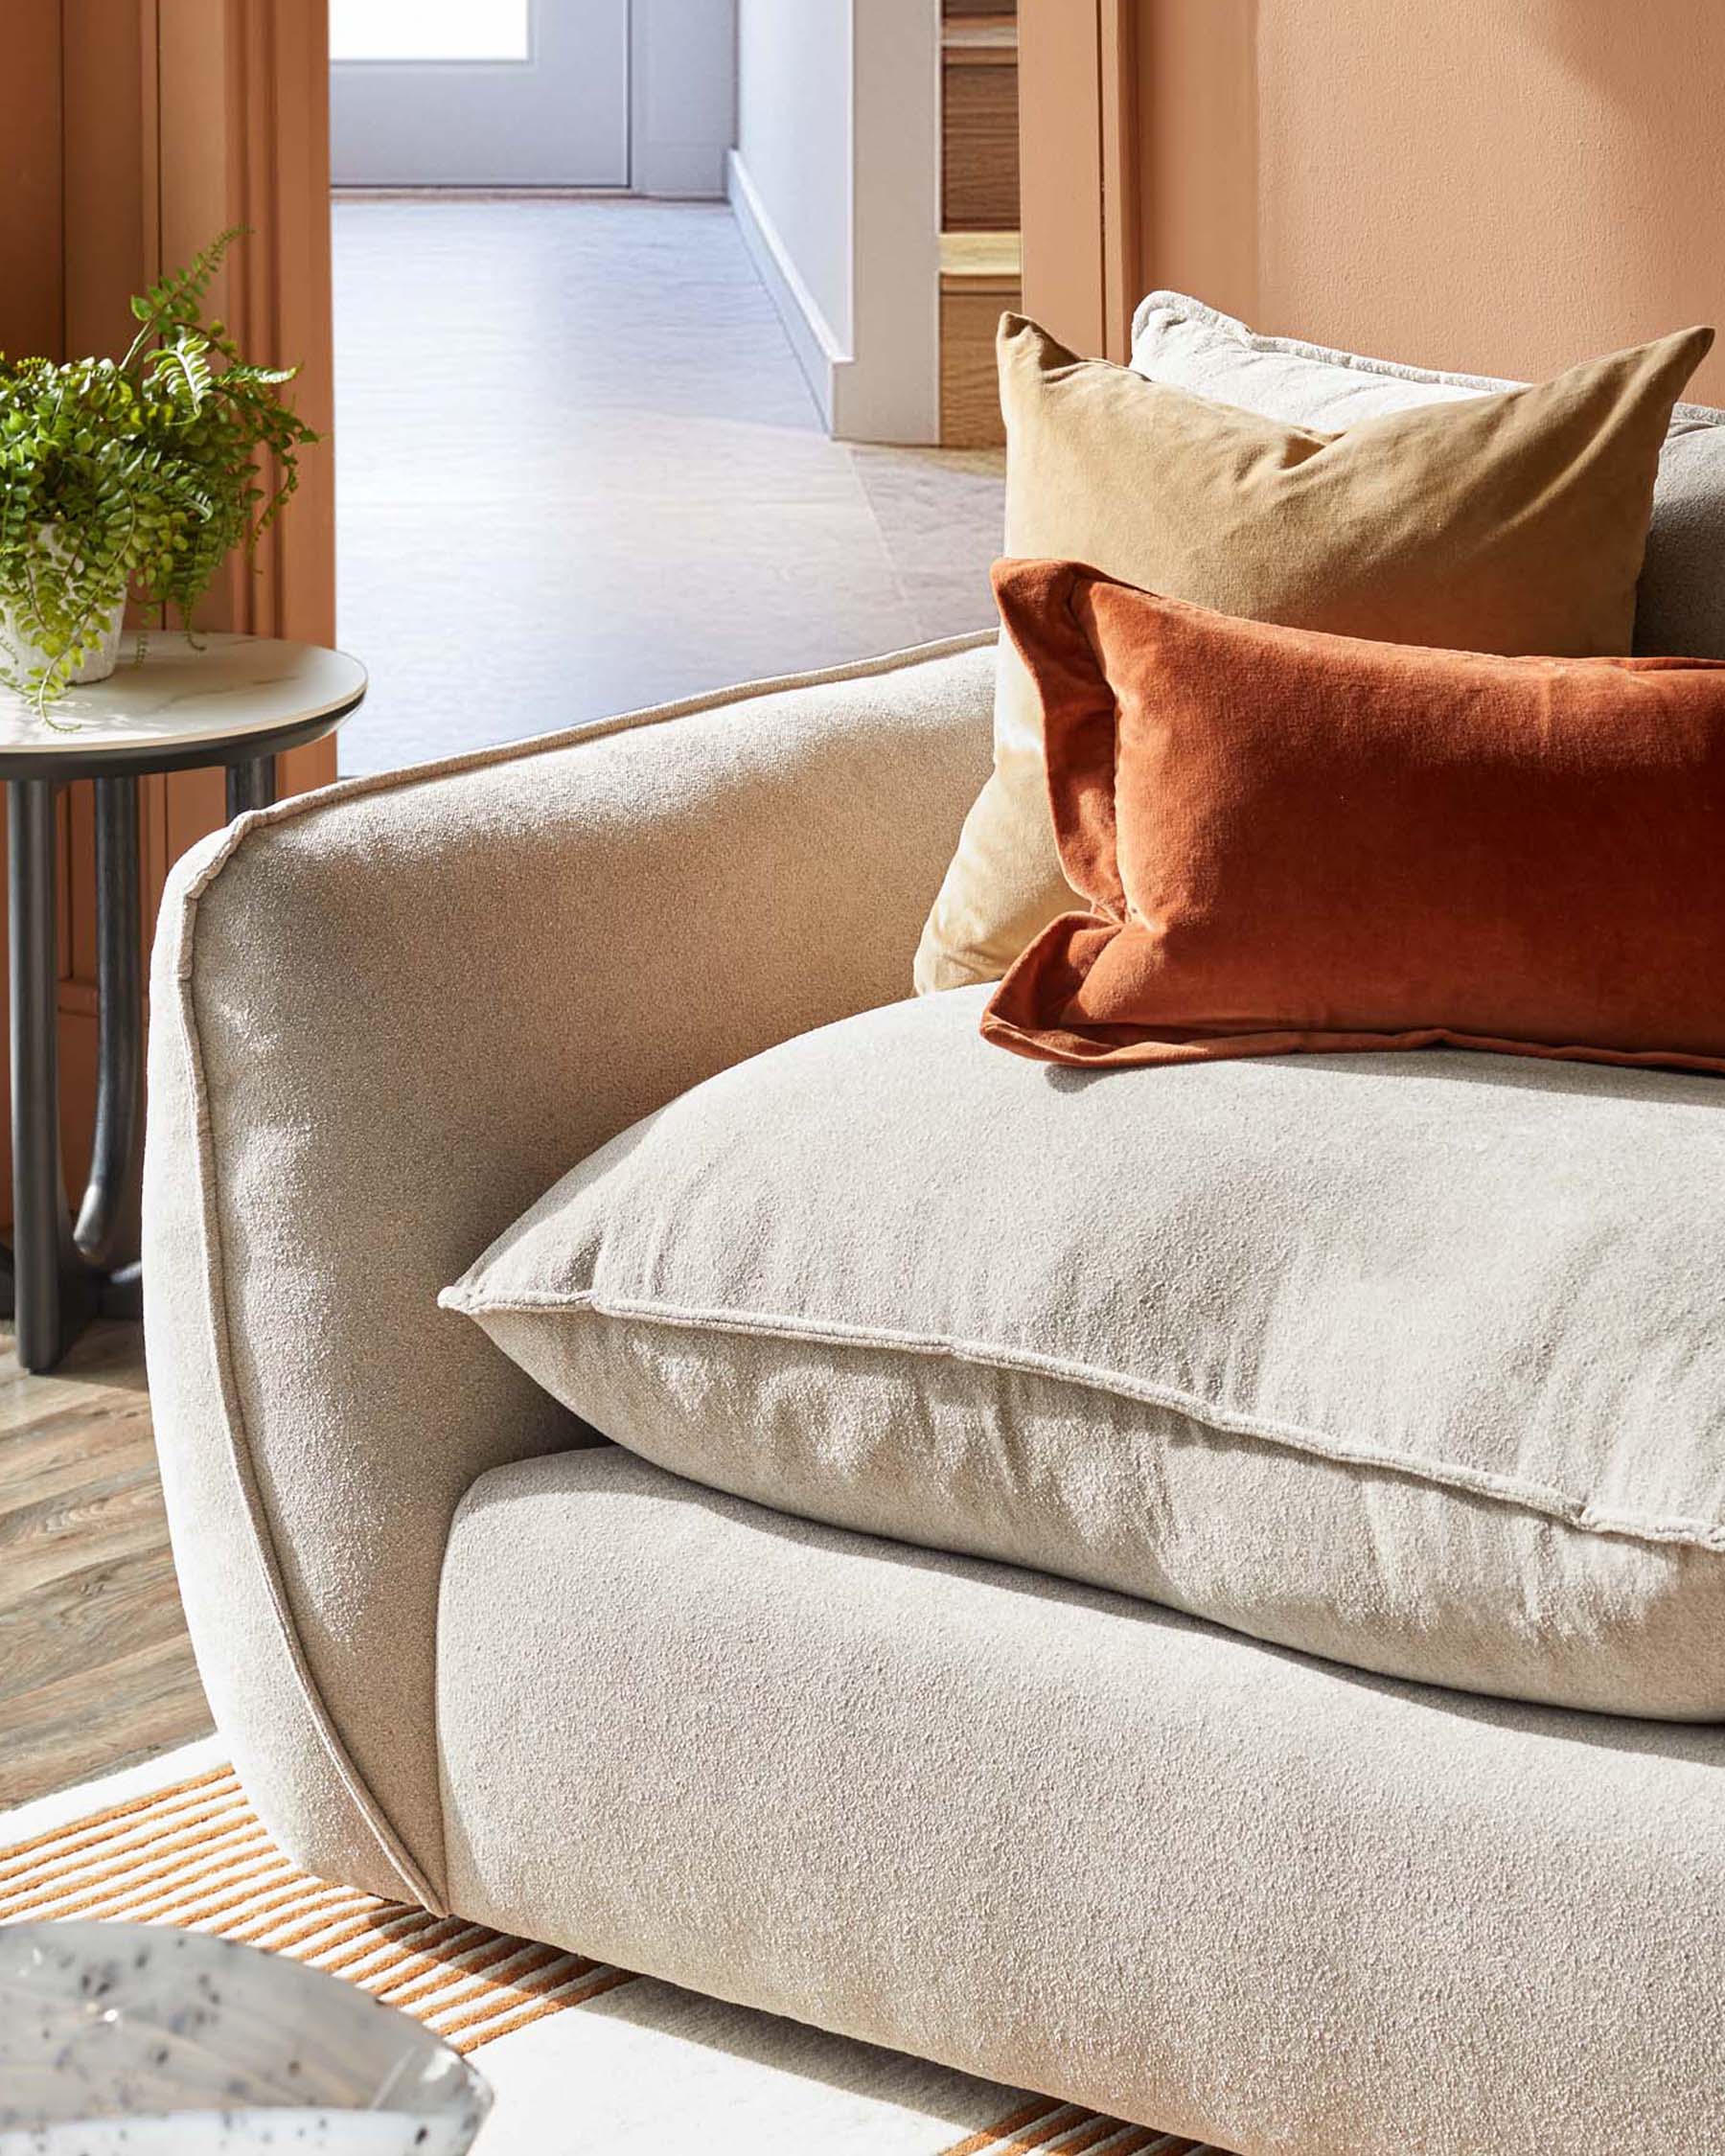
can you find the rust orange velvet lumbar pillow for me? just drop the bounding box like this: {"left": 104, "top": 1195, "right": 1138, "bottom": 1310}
{"left": 983, "top": 559, "right": 1725, "bottom": 1072}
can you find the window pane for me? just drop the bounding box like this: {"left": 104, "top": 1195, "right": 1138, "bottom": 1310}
{"left": 331, "top": 0, "right": 531, "bottom": 62}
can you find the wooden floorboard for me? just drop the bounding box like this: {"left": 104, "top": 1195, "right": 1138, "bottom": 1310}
{"left": 0, "top": 1319, "right": 212, "bottom": 1807}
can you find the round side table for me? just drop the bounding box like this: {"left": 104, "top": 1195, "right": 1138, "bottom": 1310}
{"left": 0, "top": 631, "right": 366, "bottom": 1371}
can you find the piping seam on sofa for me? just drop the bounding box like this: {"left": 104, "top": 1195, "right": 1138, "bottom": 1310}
{"left": 168, "top": 814, "right": 446, "bottom": 1913}
{"left": 224, "top": 626, "right": 1001, "bottom": 841}
{"left": 441, "top": 1284, "right": 1725, "bottom": 1554}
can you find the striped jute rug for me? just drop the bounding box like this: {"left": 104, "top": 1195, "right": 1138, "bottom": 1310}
{"left": 0, "top": 1751, "right": 1224, "bottom": 2155}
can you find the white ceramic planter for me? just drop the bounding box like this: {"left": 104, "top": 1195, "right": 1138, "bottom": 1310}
{"left": 0, "top": 526, "right": 128, "bottom": 688}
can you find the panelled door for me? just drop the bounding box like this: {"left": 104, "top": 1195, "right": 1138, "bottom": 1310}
{"left": 330, "top": 0, "right": 632, "bottom": 188}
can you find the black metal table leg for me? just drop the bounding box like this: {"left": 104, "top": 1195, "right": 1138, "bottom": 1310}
{"left": 80, "top": 775, "right": 144, "bottom": 1316}
{"left": 5, "top": 775, "right": 147, "bottom": 1368}
{"left": 9, "top": 779, "right": 88, "bottom": 1370}
{"left": 225, "top": 753, "right": 278, "bottom": 819}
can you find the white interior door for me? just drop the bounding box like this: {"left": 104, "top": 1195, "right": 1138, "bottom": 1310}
{"left": 331, "top": 0, "right": 632, "bottom": 187}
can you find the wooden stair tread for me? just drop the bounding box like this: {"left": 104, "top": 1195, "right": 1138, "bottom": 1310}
{"left": 940, "top": 231, "right": 1023, "bottom": 286}
{"left": 942, "top": 18, "right": 1019, "bottom": 60}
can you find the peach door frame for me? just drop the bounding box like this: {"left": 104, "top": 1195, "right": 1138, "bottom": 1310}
{"left": 1018, "top": 0, "right": 1141, "bottom": 361}
{"left": 1, "top": 0, "right": 337, "bottom": 1226}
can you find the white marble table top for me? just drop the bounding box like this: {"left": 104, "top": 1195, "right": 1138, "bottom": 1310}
{"left": 0, "top": 632, "right": 367, "bottom": 757}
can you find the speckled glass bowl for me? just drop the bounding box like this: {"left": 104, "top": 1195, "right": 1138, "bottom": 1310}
{"left": 0, "top": 1922, "right": 491, "bottom": 2154}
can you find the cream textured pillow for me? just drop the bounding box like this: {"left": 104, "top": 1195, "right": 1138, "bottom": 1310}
{"left": 913, "top": 312, "right": 1713, "bottom": 994}
{"left": 445, "top": 987, "right": 1725, "bottom": 1721}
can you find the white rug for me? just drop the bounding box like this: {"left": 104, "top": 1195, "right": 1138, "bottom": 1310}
{"left": 1, "top": 1743, "right": 1219, "bottom": 2154}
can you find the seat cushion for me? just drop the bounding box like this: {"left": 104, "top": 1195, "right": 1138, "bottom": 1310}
{"left": 438, "top": 1444, "right": 1725, "bottom": 2156}
{"left": 443, "top": 988, "right": 1725, "bottom": 1719}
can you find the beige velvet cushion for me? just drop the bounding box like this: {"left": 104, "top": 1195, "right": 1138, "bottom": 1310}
{"left": 446, "top": 988, "right": 1725, "bottom": 1721}
{"left": 913, "top": 313, "right": 1713, "bottom": 993}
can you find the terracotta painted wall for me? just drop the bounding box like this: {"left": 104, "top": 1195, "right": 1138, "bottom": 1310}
{"left": 0, "top": 4, "right": 64, "bottom": 365}
{"left": 1132, "top": 0, "right": 1725, "bottom": 399}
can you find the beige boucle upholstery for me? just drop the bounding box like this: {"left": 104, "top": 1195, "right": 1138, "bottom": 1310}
{"left": 446, "top": 986, "right": 1725, "bottom": 1720}
{"left": 142, "top": 633, "right": 997, "bottom": 1908}
{"left": 439, "top": 1445, "right": 1725, "bottom": 2156}
{"left": 145, "top": 631, "right": 1725, "bottom": 2153}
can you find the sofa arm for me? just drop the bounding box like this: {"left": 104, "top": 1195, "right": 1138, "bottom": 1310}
{"left": 143, "top": 633, "right": 995, "bottom": 1909}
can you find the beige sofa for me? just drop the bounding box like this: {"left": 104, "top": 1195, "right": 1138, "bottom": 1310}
{"left": 145, "top": 301, "right": 1725, "bottom": 2154}
{"left": 144, "top": 629, "right": 1725, "bottom": 2156}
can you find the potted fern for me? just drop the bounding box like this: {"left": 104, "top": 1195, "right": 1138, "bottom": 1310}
{"left": 0, "top": 229, "right": 319, "bottom": 723}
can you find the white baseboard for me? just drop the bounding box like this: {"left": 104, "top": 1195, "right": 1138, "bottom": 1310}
{"left": 725, "top": 149, "right": 852, "bottom": 432}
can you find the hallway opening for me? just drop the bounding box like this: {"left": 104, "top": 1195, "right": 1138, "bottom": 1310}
{"left": 333, "top": 195, "right": 1004, "bottom": 776}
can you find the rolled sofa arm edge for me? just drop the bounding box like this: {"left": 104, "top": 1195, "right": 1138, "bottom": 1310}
{"left": 141, "top": 631, "right": 999, "bottom": 1908}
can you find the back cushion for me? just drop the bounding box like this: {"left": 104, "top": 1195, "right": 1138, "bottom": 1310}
{"left": 1132, "top": 288, "right": 1725, "bottom": 658}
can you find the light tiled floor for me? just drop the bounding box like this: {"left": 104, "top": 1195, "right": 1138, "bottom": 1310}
{"left": 333, "top": 197, "right": 1005, "bottom": 775}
